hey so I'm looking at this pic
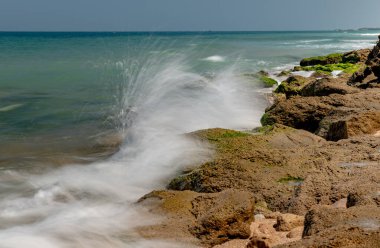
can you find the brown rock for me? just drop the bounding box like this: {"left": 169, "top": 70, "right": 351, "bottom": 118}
{"left": 343, "top": 49, "right": 371, "bottom": 64}
{"left": 274, "top": 214, "right": 304, "bottom": 232}
{"left": 137, "top": 189, "right": 255, "bottom": 247}
{"left": 264, "top": 89, "right": 380, "bottom": 139}
{"left": 190, "top": 190, "right": 255, "bottom": 246}
{"left": 301, "top": 77, "right": 359, "bottom": 96}
{"left": 286, "top": 226, "right": 303, "bottom": 239}
{"left": 275, "top": 205, "right": 380, "bottom": 248}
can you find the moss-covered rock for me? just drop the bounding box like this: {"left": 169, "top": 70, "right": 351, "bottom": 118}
{"left": 260, "top": 76, "right": 278, "bottom": 87}
{"left": 274, "top": 76, "right": 310, "bottom": 98}
{"left": 300, "top": 53, "right": 343, "bottom": 66}
{"left": 299, "top": 63, "right": 361, "bottom": 75}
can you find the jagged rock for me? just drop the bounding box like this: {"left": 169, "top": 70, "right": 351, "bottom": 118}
{"left": 263, "top": 89, "right": 380, "bottom": 139}
{"left": 349, "top": 36, "right": 380, "bottom": 87}
{"left": 342, "top": 49, "right": 371, "bottom": 64}
{"left": 316, "top": 110, "right": 380, "bottom": 141}
{"left": 274, "top": 213, "right": 304, "bottom": 232}
{"left": 301, "top": 77, "right": 359, "bottom": 96}
{"left": 300, "top": 53, "right": 343, "bottom": 66}
{"left": 274, "top": 76, "right": 311, "bottom": 98}
{"left": 137, "top": 189, "right": 254, "bottom": 247}
{"left": 168, "top": 126, "right": 380, "bottom": 216}
{"left": 190, "top": 190, "right": 254, "bottom": 246}
{"left": 276, "top": 205, "right": 380, "bottom": 247}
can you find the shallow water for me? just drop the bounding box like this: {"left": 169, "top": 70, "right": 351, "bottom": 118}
{"left": 0, "top": 31, "right": 378, "bottom": 247}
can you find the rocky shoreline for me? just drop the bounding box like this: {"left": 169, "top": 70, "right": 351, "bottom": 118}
{"left": 136, "top": 36, "right": 380, "bottom": 247}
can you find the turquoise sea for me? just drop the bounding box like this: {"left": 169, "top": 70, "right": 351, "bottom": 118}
{"left": 0, "top": 31, "right": 378, "bottom": 247}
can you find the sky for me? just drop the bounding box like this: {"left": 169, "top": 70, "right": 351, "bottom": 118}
{"left": 1, "top": 0, "right": 380, "bottom": 31}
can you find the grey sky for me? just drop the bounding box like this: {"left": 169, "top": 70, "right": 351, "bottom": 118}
{"left": 1, "top": 0, "right": 380, "bottom": 31}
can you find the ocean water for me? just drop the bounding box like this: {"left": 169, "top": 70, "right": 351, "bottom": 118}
{"left": 0, "top": 31, "right": 378, "bottom": 247}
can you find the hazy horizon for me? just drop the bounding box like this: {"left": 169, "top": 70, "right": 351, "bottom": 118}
{"left": 1, "top": 0, "right": 380, "bottom": 32}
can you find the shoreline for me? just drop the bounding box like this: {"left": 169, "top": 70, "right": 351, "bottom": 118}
{"left": 137, "top": 36, "right": 380, "bottom": 247}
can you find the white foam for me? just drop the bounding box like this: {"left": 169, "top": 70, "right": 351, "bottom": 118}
{"left": 0, "top": 51, "right": 264, "bottom": 247}
{"left": 0, "top": 104, "right": 23, "bottom": 112}
{"left": 332, "top": 70, "right": 343, "bottom": 78}
{"left": 202, "top": 55, "right": 225, "bottom": 62}
{"left": 291, "top": 71, "right": 314, "bottom": 78}
{"left": 358, "top": 33, "right": 380, "bottom": 36}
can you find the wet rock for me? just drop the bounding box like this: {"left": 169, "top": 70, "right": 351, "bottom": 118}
{"left": 300, "top": 53, "right": 343, "bottom": 66}
{"left": 274, "top": 76, "right": 311, "bottom": 98}
{"left": 137, "top": 189, "right": 254, "bottom": 247}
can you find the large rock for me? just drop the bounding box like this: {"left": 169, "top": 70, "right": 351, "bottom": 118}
{"left": 168, "top": 126, "right": 380, "bottom": 215}
{"left": 137, "top": 189, "right": 255, "bottom": 247}
{"left": 276, "top": 205, "right": 380, "bottom": 248}
{"left": 300, "top": 53, "right": 343, "bottom": 66}
{"left": 300, "top": 77, "right": 359, "bottom": 97}
{"left": 263, "top": 89, "right": 380, "bottom": 140}
{"left": 349, "top": 35, "right": 380, "bottom": 87}
{"left": 342, "top": 49, "right": 371, "bottom": 64}
{"left": 274, "top": 76, "right": 312, "bottom": 98}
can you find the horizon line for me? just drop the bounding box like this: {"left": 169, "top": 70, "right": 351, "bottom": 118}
{"left": 1, "top": 29, "right": 380, "bottom": 33}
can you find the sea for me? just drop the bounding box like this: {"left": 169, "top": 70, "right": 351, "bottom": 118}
{"left": 0, "top": 30, "right": 378, "bottom": 247}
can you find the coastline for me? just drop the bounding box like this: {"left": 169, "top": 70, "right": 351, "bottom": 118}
{"left": 136, "top": 36, "right": 380, "bottom": 247}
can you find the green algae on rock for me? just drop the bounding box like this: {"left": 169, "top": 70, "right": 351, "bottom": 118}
{"left": 300, "top": 53, "right": 343, "bottom": 66}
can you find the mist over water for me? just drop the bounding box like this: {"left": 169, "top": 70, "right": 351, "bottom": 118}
{"left": 0, "top": 31, "right": 378, "bottom": 247}
{"left": 0, "top": 46, "right": 263, "bottom": 247}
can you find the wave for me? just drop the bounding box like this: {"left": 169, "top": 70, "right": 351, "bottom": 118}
{"left": 202, "top": 55, "right": 225, "bottom": 62}
{"left": 0, "top": 49, "right": 264, "bottom": 247}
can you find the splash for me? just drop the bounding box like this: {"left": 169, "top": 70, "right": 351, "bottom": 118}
{"left": 0, "top": 48, "right": 264, "bottom": 247}
{"left": 202, "top": 55, "right": 225, "bottom": 62}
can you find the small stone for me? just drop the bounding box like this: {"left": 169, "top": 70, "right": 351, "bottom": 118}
{"left": 255, "top": 214, "right": 266, "bottom": 221}
{"left": 274, "top": 213, "right": 304, "bottom": 232}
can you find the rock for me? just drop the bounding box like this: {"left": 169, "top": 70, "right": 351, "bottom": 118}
{"left": 349, "top": 37, "right": 380, "bottom": 87}
{"left": 316, "top": 110, "right": 380, "bottom": 141}
{"left": 190, "top": 190, "right": 255, "bottom": 246}
{"left": 302, "top": 205, "right": 380, "bottom": 237}
{"left": 260, "top": 76, "right": 277, "bottom": 88}
{"left": 347, "top": 188, "right": 380, "bottom": 208}
{"left": 212, "top": 239, "right": 249, "bottom": 248}
{"left": 168, "top": 125, "right": 380, "bottom": 216}
{"left": 342, "top": 49, "right": 371, "bottom": 64}
{"left": 300, "top": 53, "right": 343, "bottom": 66}
{"left": 286, "top": 226, "right": 303, "bottom": 239}
{"left": 301, "top": 77, "right": 359, "bottom": 96}
{"left": 275, "top": 205, "right": 380, "bottom": 248}
{"left": 254, "top": 214, "right": 266, "bottom": 221}
{"left": 246, "top": 238, "right": 270, "bottom": 248}
{"left": 263, "top": 89, "right": 380, "bottom": 139}
{"left": 137, "top": 189, "right": 255, "bottom": 247}
{"left": 331, "top": 198, "right": 347, "bottom": 208}
{"left": 274, "top": 76, "right": 311, "bottom": 98}
{"left": 273, "top": 213, "right": 304, "bottom": 232}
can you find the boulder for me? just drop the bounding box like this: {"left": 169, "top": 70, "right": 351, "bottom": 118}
{"left": 274, "top": 76, "right": 311, "bottom": 98}
{"left": 301, "top": 77, "right": 359, "bottom": 96}
{"left": 263, "top": 89, "right": 380, "bottom": 139}
{"left": 300, "top": 53, "right": 343, "bottom": 66}
{"left": 273, "top": 213, "right": 304, "bottom": 232}
{"left": 276, "top": 205, "right": 380, "bottom": 247}
{"left": 137, "top": 189, "right": 255, "bottom": 247}
{"left": 342, "top": 49, "right": 371, "bottom": 64}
